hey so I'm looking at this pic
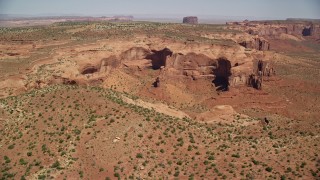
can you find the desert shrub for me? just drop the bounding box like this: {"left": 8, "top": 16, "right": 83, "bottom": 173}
{"left": 4, "top": 156, "right": 11, "bottom": 163}
{"left": 8, "top": 144, "right": 15, "bottom": 149}
{"left": 79, "top": 171, "right": 84, "bottom": 178}
{"left": 231, "top": 153, "right": 240, "bottom": 158}
{"left": 300, "top": 162, "right": 306, "bottom": 168}
{"left": 19, "top": 158, "right": 28, "bottom": 165}
{"left": 208, "top": 155, "right": 215, "bottom": 160}
{"left": 114, "top": 172, "right": 120, "bottom": 178}
{"left": 51, "top": 161, "right": 62, "bottom": 169}
{"left": 136, "top": 153, "right": 143, "bottom": 158}
{"left": 265, "top": 167, "right": 273, "bottom": 172}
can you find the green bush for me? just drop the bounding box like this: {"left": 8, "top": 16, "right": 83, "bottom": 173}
{"left": 136, "top": 153, "right": 143, "bottom": 158}
{"left": 8, "top": 144, "right": 15, "bottom": 149}
{"left": 231, "top": 153, "right": 240, "bottom": 158}
{"left": 208, "top": 155, "right": 215, "bottom": 160}
{"left": 265, "top": 167, "right": 273, "bottom": 172}
{"left": 51, "top": 161, "right": 62, "bottom": 169}
{"left": 19, "top": 158, "right": 28, "bottom": 165}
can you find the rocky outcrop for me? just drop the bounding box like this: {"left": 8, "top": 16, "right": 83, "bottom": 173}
{"left": 239, "top": 37, "right": 270, "bottom": 51}
{"left": 81, "top": 65, "right": 99, "bottom": 75}
{"left": 228, "top": 20, "right": 320, "bottom": 38}
{"left": 183, "top": 16, "right": 198, "bottom": 24}
{"left": 164, "top": 53, "right": 234, "bottom": 91}
{"left": 212, "top": 57, "right": 232, "bottom": 91}
{"left": 50, "top": 75, "right": 78, "bottom": 85}
{"left": 230, "top": 74, "right": 247, "bottom": 87}
{"left": 311, "top": 24, "right": 318, "bottom": 36}
{"left": 146, "top": 48, "right": 173, "bottom": 69}
{"left": 256, "top": 26, "right": 288, "bottom": 36}
{"left": 167, "top": 53, "right": 215, "bottom": 69}
{"left": 100, "top": 55, "right": 120, "bottom": 73}
{"left": 120, "top": 47, "right": 150, "bottom": 61}
{"left": 72, "top": 46, "right": 262, "bottom": 92}
{"left": 302, "top": 24, "right": 317, "bottom": 36}
{"left": 253, "top": 59, "right": 275, "bottom": 77}
{"left": 165, "top": 52, "right": 216, "bottom": 79}
{"left": 153, "top": 77, "right": 160, "bottom": 87}
{"left": 247, "top": 74, "right": 262, "bottom": 90}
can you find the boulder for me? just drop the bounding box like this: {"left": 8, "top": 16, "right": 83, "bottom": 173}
{"left": 153, "top": 77, "right": 160, "bottom": 87}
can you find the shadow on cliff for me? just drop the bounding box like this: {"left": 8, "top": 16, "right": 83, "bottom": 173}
{"left": 145, "top": 48, "right": 173, "bottom": 69}
{"left": 212, "top": 57, "right": 232, "bottom": 91}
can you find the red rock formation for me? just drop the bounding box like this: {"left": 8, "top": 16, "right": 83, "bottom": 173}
{"left": 247, "top": 74, "right": 262, "bottom": 90}
{"left": 212, "top": 57, "right": 232, "bottom": 91}
{"left": 310, "top": 24, "right": 317, "bottom": 36}
{"left": 81, "top": 65, "right": 99, "bottom": 74}
{"left": 100, "top": 55, "right": 120, "bottom": 73}
{"left": 153, "top": 77, "right": 160, "bottom": 87}
{"left": 120, "top": 47, "right": 150, "bottom": 61}
{"left": 303, "top": 24, "right": 317, "bottom": 36}
{"left": 146, "top": 48, "right": 173, "bottom": 69}
{"left": 50, "top": 75, "right": 78, "bottom": 85}
{"left": 183, "top": 16, "right": 198, "bottom": 24}
{"left": 239, "top": 37, "right": 270, "bottom": 51}
{"left": 230, "top": 20, "right": 320, "bottom": 38}
{"left": 247, "top": 23, "right": 320, "bottom": 38}
{"left": 165, "top": 52, "right": 217, "bottom": 79}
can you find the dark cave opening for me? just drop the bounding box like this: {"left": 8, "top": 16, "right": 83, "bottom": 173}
{"left": 213, "top": 76, "right": 230, "bottom": 91}
{"left": 81, "top": 66, "right": 98, "bottom": 75}
{"left": 145, "top": 48, "right": 173, "bottom": 69}
{"left": 212, "top": 57, "right": 232, "bottom": 91}
{"left": 302, "top": 27, "right": 311, "bottom": 36}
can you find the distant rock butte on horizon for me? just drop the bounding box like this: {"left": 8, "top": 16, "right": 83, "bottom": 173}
{"left": 183, "top": 16, "right": 198, "bottom": 24}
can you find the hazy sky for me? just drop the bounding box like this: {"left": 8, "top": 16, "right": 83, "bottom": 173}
{"left": 0, "top": 0, "right": 319, "bottom": 19}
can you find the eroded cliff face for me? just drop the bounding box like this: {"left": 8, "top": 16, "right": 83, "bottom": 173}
{"left": 253, "top": 24, "right": 319, "bottom": 37}
{"left": 146, "top": 48, "right": 173, "bottom": 69}
{"left": 302, "top": 24, "right": 318, "bottom": 36}
{"left": 6, "top": 35, "right": 267, "bottom": 96}
{"left": 239, "top": 37, "right": 270, "bottom": 51}
{"left": 82, "top": 46, "right": 252, "bottom": 91}
{"left": 228, "top": 20, "right": 320, "bottom": 38}
{"left": 164, "top": 52, "right": 217, "bottom": 79}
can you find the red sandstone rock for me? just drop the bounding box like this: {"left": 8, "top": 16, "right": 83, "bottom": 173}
{"left": 228, "top": 20, "right": 320, "bottom": 38}
{"left": 146, "top": 48, "right": 173, "bottom": 69}
{"left": 239, "top": 37, "right": 270, "bottom": 51}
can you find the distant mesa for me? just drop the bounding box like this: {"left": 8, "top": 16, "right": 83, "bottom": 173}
{"left": 183, "top": 16, "right": 198, "bottom": 24}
